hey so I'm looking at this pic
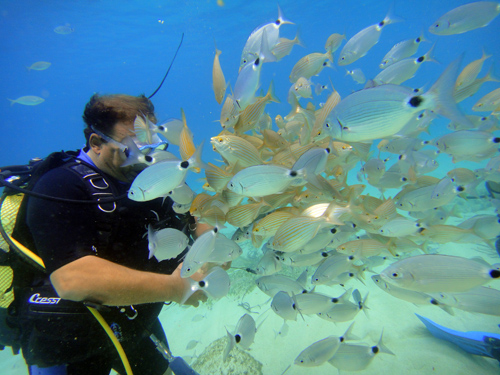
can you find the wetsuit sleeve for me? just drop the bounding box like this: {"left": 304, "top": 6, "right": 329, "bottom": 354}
{"left": 26, "top": 167, "right": 98, "bottom": 274}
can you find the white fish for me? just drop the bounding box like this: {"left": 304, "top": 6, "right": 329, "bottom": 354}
{"left": 181, "top": 226, "right": 219, "bottom": 278}
{"left": 233, "top": 313, "right": 256, "bottom": 350}
{"left": 256, "top": 273, "right": 307, "bottom": 297}
{"left": 379, "top": 32, "right": 427, "bottom": 69}
{"left": 271, "top": 27, "right": 303, "bottom": 61}
{"left": 324, "top": 33, "right": 346, "bottom": 53}
{"left": 256, "top": 250, "right": 283, "bottom": 275}
{"left": 428, "top": 286, "right": 500, "bottom": 316}
{"left": 27, "top": 61, "right": 51, "bottom": 71}
{"left": 294, "top": 291, "right": 343, "bottom": 315}
{"left": 227, "top": 164, "right": 306, "bottom": 197}
{"left": 311, "top": 254, "right": 358, "bottom": 285}
{"left": 234, "top": 29, "right": 276, "bottom": 110}
{"left": 294, "top": 323, "right": 356, "bottom": 367}
{"left": 289, "top": 50, "right": 332, "bottom": 83}
{"left": 291, "top": 147, "right": 330, "bottom": 189}
{"left": 7, "top": 95, "right": 45, "bottom": 106}
{"left": 148, "top": 226, "right": 189, "bottom": 261}
{"left": 291, "top": 77, "right": 313, "bottom": 99}
{"left": 434, "top": 130, "right": 500, "bottom": 162}
{"left": 346, "top": 68, "right": 366, "bottom": 84}
{"left": 322, "top": 56, "right": 472, "bottom": 142}
{"left": 224, "top": 313, "right": 257, "bottom": 361}
{"left": 337, "top": 8, "right": 400, "bottom": 66}
{"left": 429, "top": 1, "right": 500, "bottom": 35}
{"left": 207, "top": 235, "right": 242, "bottom": 263}
{"left": 328, "top": 330, "right": 394, "bottom": 371}
{"left": 54, "top": 23, "right": 74, "bottom": 34}
{"left": 128, "top": 141, "right": 204, "bottom": 202}
{"left": 378, "top": 217, "right": 425, "bottom": 237}
{"left": 239, "top": 5, "right": 292, "bottom": 69}
{"left": 271, "top": 290, "right": 299, "bottom": 321}
{"left": 172, "top": 202, "right": 191, "bottom": 214}
{"left": 473, "top": 87, "right": 500, "bottom": 111}
{"left": 371, "top": 274, "right": 452, "bottom": 313}
{"left": 152, "top": 118, "right": 184, "bottom": 146}
{"left": 380, "top": 254, "right": 500, "bottom": 293}
{"left": 317, "top": 290, "right": 369, "bottom": 322}
{"left": 167, "top": 183, "right": 195, "bottom": 205}
{"left": 373, "top": 44, "right": 437, "bottom": 85}
{"left": 180, "top": 266, "right": 230, "bottom": 304}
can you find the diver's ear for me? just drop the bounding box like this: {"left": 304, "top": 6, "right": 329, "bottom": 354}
{"left": 89, "top": 133, "right": 105, "bottom": 152}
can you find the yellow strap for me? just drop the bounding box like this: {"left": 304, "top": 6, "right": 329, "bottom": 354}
{"left": 8, "top": 235, "right": 45, "bottom": 269}
{"left": 87, "top": 306, "right": 133, "bottom": 375}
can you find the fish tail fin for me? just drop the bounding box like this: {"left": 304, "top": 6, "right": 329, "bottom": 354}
{"left": 360, "top": 292, "right": 370, "bottom": 319}
{"left": 343, "top": 322, "right": 360, "bottom": 341}
{"left": 426, "top": 54, "right": 473, "bottom": 130}
{"left": 423, "top": 43, "right": 439, "bottom": 65}
{"left": 266, "top": 80, "right": 280, "bottom": 103}
{"left": 200, "top": 267, "right": 231, "bottom": 300}
{"left": 120, "top": 137, "right": 143, "bottom": 167}
{"left": 134, "top": 114, "right": 152, "bottom": 144}
{"left": 480, "top": 47, "right": 492, "bottom": 62}
{"left": 223, "top": 327, "right": 236, "bottom": 362}
{"left": 188, "top": 140, "right": 207, "bottom": 173}
{"left": 483, "top": 63, "right": 500, "bottom": 83}
{"left": 179, "top": 279, "right": 198, "bottom": 304}
{"left": 377, "top": 329, "right": 395, "bottom": 355}
{"left": 293, "top": 26, "right": 305, "bottom": 48}
{"left": 7, "top": 99, "right": 15, "bottom": 106}
{"left": 383, "top": 3, "right": 404, "bottom": 26}
{"left": 418, "top": 28, "right": 429, "bottom": 44}
{"left": 277, "top": 4, "right": 294, "bottom": 26}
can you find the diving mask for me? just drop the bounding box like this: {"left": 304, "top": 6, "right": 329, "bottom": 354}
{"left": 91, "top": 126, "right": 168, "bottom": 167}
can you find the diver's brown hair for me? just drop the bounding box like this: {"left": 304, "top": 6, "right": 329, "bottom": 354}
{"left": 82, "top": 94, "right": 157, "bottom": 146}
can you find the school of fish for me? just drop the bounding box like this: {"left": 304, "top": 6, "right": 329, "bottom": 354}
{"left": 129, "top": 2, "right": 500, "bottom": 372}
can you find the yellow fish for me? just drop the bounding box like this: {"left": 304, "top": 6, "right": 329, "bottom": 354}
{"left": 212, "top": 41, "right": 227, "bottom": 105}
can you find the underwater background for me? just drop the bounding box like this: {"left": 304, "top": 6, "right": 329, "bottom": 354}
{"left": 1, "top": 0, "right": 500, "bottom": 374}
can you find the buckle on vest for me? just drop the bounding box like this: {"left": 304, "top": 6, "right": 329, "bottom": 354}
{"left": 84, "top": 173, "right": 110, "bottom": 190}
{"left": 93, "top": 192, "right": 116, "bottom": 213}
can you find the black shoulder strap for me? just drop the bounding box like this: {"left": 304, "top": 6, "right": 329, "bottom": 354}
{"left": 62, "top": 160, "right": 119, "bottom": 249}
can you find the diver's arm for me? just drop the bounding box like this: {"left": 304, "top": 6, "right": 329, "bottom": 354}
{"left": 50, "top": 255, "right": 199, "bottom": 306}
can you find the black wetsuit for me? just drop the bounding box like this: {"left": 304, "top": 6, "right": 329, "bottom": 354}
{"left": 12, "top": 155, "right": 188, "bottom": 374}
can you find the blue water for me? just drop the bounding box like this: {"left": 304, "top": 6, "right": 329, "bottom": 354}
{"left": 1, "top": 0, "right": 500, "bottom": 374}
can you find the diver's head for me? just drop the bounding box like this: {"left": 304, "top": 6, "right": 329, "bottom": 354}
{"left": 83, "top": 94, "right": 156, "bottom": 182}
{"left": 82, "top": 93, "right": 156, "bottom": 148}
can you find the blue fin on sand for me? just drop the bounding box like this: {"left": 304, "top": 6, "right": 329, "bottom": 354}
{"left": 415, "top": 313, "right": 500, "bottom": 363}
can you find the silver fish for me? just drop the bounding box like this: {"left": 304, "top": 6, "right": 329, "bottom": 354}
{"left": 180, "top": 226, "right": 219, "bottom": 278}
{"left": 180, "top": 266, "right": 230, "bottom": 304}
{"left": 380, "top": 254, "right": 500, "bottom": 293}
{"left": 337, "top": 8, "right": 400, "bottom": 66}
{"left": 148, "top": 226, "right": 189, "bottom": 261}
{"left": 429, "top": 2, "right": 500, "bottom": 35}
{"left": 227, "top": 164, "right": 306, "bottom": 197}
{"left": 256, "top": 272, "right": 307, "bottom": 297}
{"left": 321, "top": 56, "right": 472, "bottom": 142}
{"left": 128, "top": 141, "right": 204, "bottom": 202}
{"left": 328, "top": 330, "right": 394, "bottom": 371}
{"left": 294, "top": 323, "right": 357, "bottom": 367}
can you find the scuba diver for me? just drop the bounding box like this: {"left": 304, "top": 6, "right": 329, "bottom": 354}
{"left": 2, "top": 93, "right": 210, "bottom": 375}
